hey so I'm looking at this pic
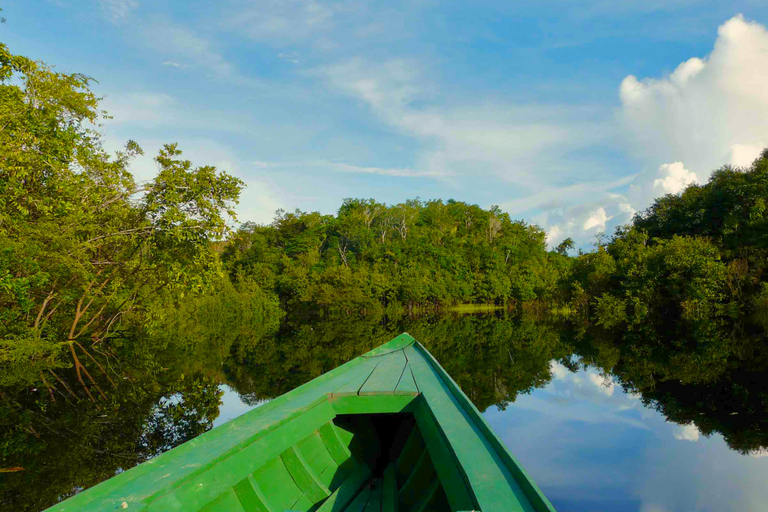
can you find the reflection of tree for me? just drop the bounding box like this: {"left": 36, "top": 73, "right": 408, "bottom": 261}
{"left": 571, "top": 317, "right": 768, "bottom": 454}
{"left": 224, "top": 312, "right": 572, "bottom": 413}
{"left": 0, "top": 376, "right": 222, "bottom": 512}
{"left": 0, "top": 280, "right": 279, "bottom": 511}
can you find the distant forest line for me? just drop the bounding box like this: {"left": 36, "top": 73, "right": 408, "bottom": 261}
{"left": 2, "top": 40, "right": 768, "bottom": 394}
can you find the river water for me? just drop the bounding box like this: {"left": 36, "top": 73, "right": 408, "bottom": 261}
{"left": 3, "top": 312, "right": 767, "bottom": 512}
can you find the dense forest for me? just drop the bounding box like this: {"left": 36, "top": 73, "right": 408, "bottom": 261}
{"left": 3, "top": 35, "right": 768, "bottom": 509}
{"left": 222, "top": 200, "right": 570, "bottom": 312}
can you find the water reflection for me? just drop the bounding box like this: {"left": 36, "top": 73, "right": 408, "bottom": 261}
{"left": 2, "top": 311, "right": 767, "bottom": 511}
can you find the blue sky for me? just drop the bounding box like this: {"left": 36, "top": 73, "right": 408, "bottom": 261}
{"left": 4, "top": 1, "right": 768, "bottom": 247}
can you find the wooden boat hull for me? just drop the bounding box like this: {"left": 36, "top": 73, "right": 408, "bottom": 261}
{"left": 46, "top": 334, "right": 556, "bottom": 512}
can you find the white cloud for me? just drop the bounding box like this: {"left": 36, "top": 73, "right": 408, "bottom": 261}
{"left": 674, "top": 423, "right": 701, "bottom": 442}
{"left": 587, "top": 372, "right": 616, "bottom": 396}
{"left": 229, "top": 0, "right": 337, "bottom": 44}
{"left": 628, "top": 161, "right": 699, "bottom": 211}
{"left": 619, "top": 14, "right": 768, "bottom": 182}
{"left": 550, "top": 361, "right": 569, "bottom": 380}
{"left": 549, "top": 362, "right": 621, "bottom": 401}
{"left": 252, "top": 159, "right": 440, "bottom": 178}
{"left": 100, "top": 92, "right": 176, "bottom": 125}
{"left": 97, "top": 0, "right": 138, "bottom": 22}
{"left": 162, "top": 61, "right": 188, "bottom": 69}
{"left": 538, "top": 15, "right": 768, "bottom": 248}
{"left": 748, "top": 448, "right": 768, "bottom": 458}
{"left": 237, "top": 180, "right": 284, "bottom": 225}
{"left": 317, "top": 57, "right": 610, "bottom": 188}
{"left": 143, "top": 22, "right": 236, "bottom": 79}
{"left": 541, "top": 200, "right": 635, "bottom": 247}
{"left": 582, "top": 207, "right": 609, "bottom": 231}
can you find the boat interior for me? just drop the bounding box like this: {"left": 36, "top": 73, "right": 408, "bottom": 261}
{"left": 201, "top": 412, "right": 463, "bottom": 512}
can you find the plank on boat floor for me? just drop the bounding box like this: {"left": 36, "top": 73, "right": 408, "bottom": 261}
{"left": 381, "top": 465, "right": 397, "bottom": 512}
{"left": 316, "top": 463, "right": 372, "bottom": 512}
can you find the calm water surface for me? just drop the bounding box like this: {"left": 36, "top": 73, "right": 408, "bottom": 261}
{"left": 4, "top": 312, "right": 767, "bottom": 512}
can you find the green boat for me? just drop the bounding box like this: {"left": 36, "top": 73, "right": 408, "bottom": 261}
{"left": 47, "top": 334, "right": 556, "bottom": 512}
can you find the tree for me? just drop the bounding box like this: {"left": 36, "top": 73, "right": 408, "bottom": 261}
{"left": 0, "top": 43, "right": 243, "bottom": 398}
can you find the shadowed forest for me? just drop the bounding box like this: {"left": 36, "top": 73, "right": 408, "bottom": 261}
{"left": 2, "top": 40, "right": 768, "bottom": 511}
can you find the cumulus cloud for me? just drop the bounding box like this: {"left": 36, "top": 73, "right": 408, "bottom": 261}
{"left": 587, "top": 372, "right": 616, "bottom": 396}
{"left": 542, "top": 14, "right": 768, "bottom": 247}
{"left": 628, "top": 161, "right": 699, "bottom": 211}
{"left": 541, "top": 200, "right": 635, "bottom": 247}
{"left": 619, "top": 14, "right": 768, "bottom": 181}
{"left": 549, "top": 362, "right": 619, "bottom": 399}
{"left": 674, "top": 423, "right": 701, "bottom": 442}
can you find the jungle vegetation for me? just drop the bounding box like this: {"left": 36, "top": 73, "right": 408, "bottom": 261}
{"left": 2, "top": 37, "right": 768, "bottom": 510}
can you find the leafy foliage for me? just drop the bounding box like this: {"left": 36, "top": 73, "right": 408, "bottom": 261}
{"left": 223, "top": 199, "right": 570, "bottom": 312}
{"left": 567, "top": 149, "right": 768, "bottom": 455}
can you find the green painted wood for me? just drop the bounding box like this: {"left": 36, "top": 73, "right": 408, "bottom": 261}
{"left": 200, "top": 489, "right": 245, "bottom": 512}
{"left": 233, "top": 476, "right": 271, "bottom": 512}
{"left": 412, "top": 476, "right": 440, "bottom": 512}
{"left": 331, "top": 359, "right": 379, "bottom": 397}
{"left": 281, "top": 446, "right": 332, "bottom": 504}
{"left": 359, "top": 351, "right": 407, "bottom": 395}
{"left": 318, "top": 422, "right": 352, "bottom": 467}
{"left": 341, "top": 485, "right": 373, "bottom": 512}
{"left": 410, "top": 398, "right": 475, "bottom": 511}
{"left": 393, "top": 427, "right": 425, "bottom": 488}
{"left": 297, "top": 432, "right": 337, "bottom": 485}
{"left": 414, "top": 341, "right": 557, "bottom": 512}
{"left": 406, "top": 343, "right": 537, "bottom": 512}
{"left": 146, "top": 399, "right": 336, "bottom": 512}
{"left": 393, "top": 364, "right": 418, "bottom": 395}
{"left": 46, "top": 354, "right": 379, "bottom": 512}
{"left": 289, "top": 493, "right": 315, "bottom": 512}
{"left": 363, "top": 333, "right": 415, "bottom": 357}
{"left": 45, "top": 332, "right": 557, "bottom": 512}
{"left": 315, "top": 463, "right": 372, "bottom": 512}
{"left": 329, "top": 395, "right": 418, "bottom": 415}
{"left": 382, "top": 465, "right": 397, "bottom": 512}
{"left": 363, "top": 479, "right": 383, "bottom": 512}
{"left": 397, "top": 449, "right": 435, "bottom": 509}
{"left": 253, "top": 457, "right": 304, "bottom": 512}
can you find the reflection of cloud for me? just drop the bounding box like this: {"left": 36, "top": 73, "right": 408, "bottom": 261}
{"left": 674, "top": 423, "right": 700, "bottom": 442}
{"left": 543, "top": 362, "right": 641, "bottom": 425}
{"left": 587, "top": 372, "right": 615, "bottom": 397}
{"left": 640, "top": 505, "right": 671, "bottom": 512}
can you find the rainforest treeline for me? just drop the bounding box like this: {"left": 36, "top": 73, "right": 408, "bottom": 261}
{"left": 221, "top": 199, "right": 570, "bottom": 312}
{"left": 2, "top": 40, "right": 768, "bottom": 394}
{"left": 4, "top": 40, "right": 768, "bottom": 508}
